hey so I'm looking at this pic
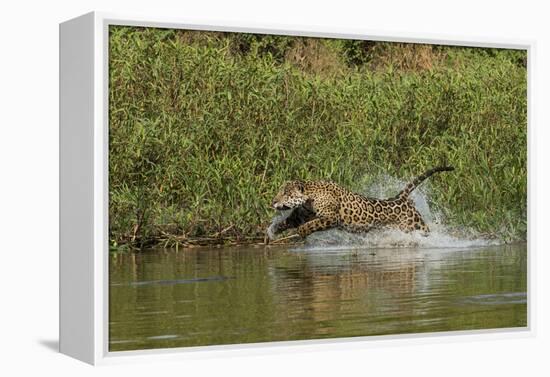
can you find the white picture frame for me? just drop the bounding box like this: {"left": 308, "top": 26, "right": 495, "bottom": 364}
{"left": 59, "top": 11, "right": 534, "bottom": 365}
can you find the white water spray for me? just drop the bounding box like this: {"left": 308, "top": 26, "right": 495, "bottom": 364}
{"left": 266, "top": 209, "right": 293, "bottom": 241}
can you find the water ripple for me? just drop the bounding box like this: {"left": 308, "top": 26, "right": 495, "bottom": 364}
{"left": 458, "top": 292, "right": 527, "bottom": 306}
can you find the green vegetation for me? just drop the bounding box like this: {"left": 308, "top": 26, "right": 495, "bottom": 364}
{"left": 109, "top": 26, "right": 527, "bottom": 250}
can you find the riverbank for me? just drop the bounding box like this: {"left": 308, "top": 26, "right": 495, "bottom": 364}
{"left": 109, "top": 27, "right": 527, "bottom": 251}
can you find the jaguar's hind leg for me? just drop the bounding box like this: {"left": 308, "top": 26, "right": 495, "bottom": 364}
{"left": 399, "top": 210, "right": 430, "bottom": 236}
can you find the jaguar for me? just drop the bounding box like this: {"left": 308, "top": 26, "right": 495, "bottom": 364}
{"left": 268, "top": 166, "right": 454, "bottom": 239}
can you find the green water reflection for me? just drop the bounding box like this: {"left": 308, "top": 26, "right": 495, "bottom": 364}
{"left": 109, "top": 243, "right": 527, "bottom": 351}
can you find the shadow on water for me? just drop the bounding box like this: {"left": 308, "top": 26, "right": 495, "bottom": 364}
{"left": 109, "top": 242, "right": 527, "bottom": 352}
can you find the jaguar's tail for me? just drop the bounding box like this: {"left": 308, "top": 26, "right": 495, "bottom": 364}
{"left": 397, "top": 166, "right": 454, "bottom": 199}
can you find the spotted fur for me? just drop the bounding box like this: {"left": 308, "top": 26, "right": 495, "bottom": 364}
{"left": 270, "top": 166, "right": 454, "bottom": 239}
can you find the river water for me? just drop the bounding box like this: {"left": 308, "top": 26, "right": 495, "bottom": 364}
{"left": 109, "top": 242, "right": 527, "bottom": 352}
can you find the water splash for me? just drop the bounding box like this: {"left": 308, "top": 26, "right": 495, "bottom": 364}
{"left": 268, "top": 173, "right": 499, "bottom": 250}
{"left": 303, "top": 225, "right": 497, "bottom": 250}
{"left": 267, "top": 209, "right": 293, "bottom": 240}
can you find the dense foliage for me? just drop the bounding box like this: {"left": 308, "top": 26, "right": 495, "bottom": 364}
{"left": 109, "top": 27, "right": 527, "bottom": 249}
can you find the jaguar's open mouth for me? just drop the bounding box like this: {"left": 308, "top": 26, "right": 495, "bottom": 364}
{"left": 273, "top": 204, "right": 291, "bottom": 211}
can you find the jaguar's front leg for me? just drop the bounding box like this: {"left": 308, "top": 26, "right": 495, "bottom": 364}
{"left": 271, "top": 219, "right": 293, "bottom": 234}
{"left": 297, "top": 216, "right": 339, "bottom": 238}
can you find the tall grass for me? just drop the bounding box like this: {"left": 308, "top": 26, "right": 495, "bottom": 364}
{"left": 109, "top": 27, "right": 527, "bottom": 250}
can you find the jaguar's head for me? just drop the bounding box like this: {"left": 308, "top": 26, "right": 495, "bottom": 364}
{"left": 271, "top": 180, "right": 308, "bottom": 210}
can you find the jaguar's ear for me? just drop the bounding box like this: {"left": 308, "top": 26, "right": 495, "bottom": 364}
{"left": 294, "top": 180, "right": 305, "bottom": 193}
